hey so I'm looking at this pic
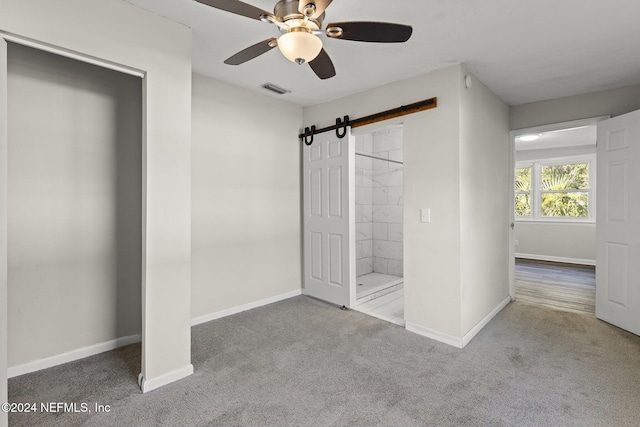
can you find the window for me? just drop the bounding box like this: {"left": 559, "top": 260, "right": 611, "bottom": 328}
{"left": 515, "top": 156, "right": 595, "bottom": 222}
{"left": 515, "top": 167, "right": 532, "bottom": 217}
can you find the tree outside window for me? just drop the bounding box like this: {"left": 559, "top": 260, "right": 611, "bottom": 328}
{"left": 515, "top": 167, "right": 531, "bottom": 217}
{"left": 540, "top": 163, "right": 589, "bottom": 217}
{"left": 515, "top": 157, "right": 594, "bottom": 221}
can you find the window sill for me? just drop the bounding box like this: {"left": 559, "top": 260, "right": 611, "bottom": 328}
{"left": 515, "top": 219, "right": 595, "bottom": 226}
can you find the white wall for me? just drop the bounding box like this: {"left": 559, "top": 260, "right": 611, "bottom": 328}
{"left": 191, "top": 74, "right": 302, "bottom": 321}
{"left": 459, "top": 71, "right": 511, "bottom": 335}
{"left": 7, "top": 43, "right": 142, "bottom": 367}
{"left": 304, "top": 65, "right": 510, "bottom": 345}
{"left": 510, "top": 84, "right": 640, "bottom": 130}
{"left": 0, "top": 0, "right": 193, "bottom": 393}
{"left": 515, "top": 222, "right": 596, "bottom": 264}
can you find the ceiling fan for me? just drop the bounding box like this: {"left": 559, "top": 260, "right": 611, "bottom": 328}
{"left": 195, "top": 0, "right": 413, "bottom": 79}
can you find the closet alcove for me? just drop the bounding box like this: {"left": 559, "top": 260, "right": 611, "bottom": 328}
{"left": 6, "top": 42, "right": 142, "bottom": 375}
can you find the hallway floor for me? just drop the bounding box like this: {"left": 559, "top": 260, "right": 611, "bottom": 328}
{"left": 515, "top": 258, "right": 595, "bottom": 316}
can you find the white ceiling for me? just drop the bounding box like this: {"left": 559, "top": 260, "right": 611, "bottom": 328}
{"left": 125, "top": 0, "right": 640, "bottom": 107}
{"left": 515, "top": 125, "right": 597, "bottom": 151}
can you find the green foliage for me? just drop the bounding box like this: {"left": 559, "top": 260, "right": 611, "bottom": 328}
{"left": 541, "top": 193, "right": 588, "bottom": 217}
{"left": 541, "top": 164, "right": 588, "bottom": 191}
{"left": 515, "top": 193, "right": 531, "bottom": 217}
{"left": 515, "top": 167, "right": 531, "bottom": 217}
{"left": 514, "top": 163, "right": 590, "bottom": 218}
{"left": 540, "top": 163, "right": 589, "bottom": 217}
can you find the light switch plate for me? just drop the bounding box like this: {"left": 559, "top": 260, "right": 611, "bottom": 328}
{"left": 421, "top": 208, "right": 431, "bottom": 223}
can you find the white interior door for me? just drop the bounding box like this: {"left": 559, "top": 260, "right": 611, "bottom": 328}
{"left": 596, "top": 109, "right": 640, "bottom": 336}
{"left": 303, "top": 129, "right": 355, "bottom": 307}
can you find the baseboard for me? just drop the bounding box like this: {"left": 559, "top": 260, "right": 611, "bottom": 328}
{"left": 405, "top": 322, "right": 464, "bottom": 349}
{"left": 191, "top": 289, "right": 303, "bottom": 326}
{"left": 7, "top": 334, "right": 141, "bottom": 378}
{"left": 462, "top": 296, "right": 511, "bottom": 347}
{"left": 140, "top": 364, "right": 193, "bottom": 394}
{"left": 406, "top": 296, "right": 511, "bottom": 349}
{"left": 515, "top": 253, "right": 595, "bottom": 266}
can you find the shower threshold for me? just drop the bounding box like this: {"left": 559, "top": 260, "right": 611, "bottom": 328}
{"left": 355, "top": 272, "right": 403, "bottom": 306}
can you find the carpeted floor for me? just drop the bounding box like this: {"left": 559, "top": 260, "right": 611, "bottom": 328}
{"left": 8, "top": 296, "right": 640, "bottom": 426}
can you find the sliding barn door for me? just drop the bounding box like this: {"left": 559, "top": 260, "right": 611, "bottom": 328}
{"left": 596, "top": 110, "right": 640, "bottom": 336}
{"left": 303, "top": 129, "right": 355, "bottom": 307}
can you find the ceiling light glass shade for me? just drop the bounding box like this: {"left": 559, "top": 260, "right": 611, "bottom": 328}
{"left": 277, "top": 30, "right": 323, "bottom": 64}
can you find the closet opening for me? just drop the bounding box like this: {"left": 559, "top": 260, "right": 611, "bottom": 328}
{"left": 5, "top": 42, "right": 143, "bottom": 379}
{"left": 352, "top": 124, "right": 404, "bottom": 325}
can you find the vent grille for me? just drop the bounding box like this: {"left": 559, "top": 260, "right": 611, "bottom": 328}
{"left": 261, "top": 82, "right": 290, "bottom": 95}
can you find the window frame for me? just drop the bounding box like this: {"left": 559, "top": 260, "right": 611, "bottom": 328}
{"left": 515, "top": 154, "right": 596, "bottom": 223}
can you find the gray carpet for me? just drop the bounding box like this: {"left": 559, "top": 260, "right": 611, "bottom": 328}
{"left": 8, "top": 296, "right": 640, "bottom": 426}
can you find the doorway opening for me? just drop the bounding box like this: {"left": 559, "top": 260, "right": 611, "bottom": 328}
{"left": 352, "top": 124, "right": 404, "bottom": 325}
{"left": 510, "top": 117, "right": 605, "bottom": 314}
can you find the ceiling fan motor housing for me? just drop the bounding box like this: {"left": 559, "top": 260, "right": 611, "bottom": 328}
{"left": 275, "top": 0, "right": 324, "bottom": 27}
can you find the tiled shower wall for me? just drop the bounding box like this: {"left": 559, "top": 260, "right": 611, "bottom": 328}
{"left": 355, "top": 126, "right": 404, "bottom": 277}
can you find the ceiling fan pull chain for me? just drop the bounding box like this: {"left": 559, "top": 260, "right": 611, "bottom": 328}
{"left": 335, "top": 115, "right": 349, "bottom": 139}
{"left": 303, "top": 126, "right": 316, "bottom": 146}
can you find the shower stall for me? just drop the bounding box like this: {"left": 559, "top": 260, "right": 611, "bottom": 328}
{"left": 354, "top": 125, "right": 404, "bottom": 306}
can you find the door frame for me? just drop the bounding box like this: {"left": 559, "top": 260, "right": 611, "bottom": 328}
{"left": 508, "top": 116, "right": 609, "bottom": 299}
{"left": 1, "top": 36, "right": 8, "bottom": 427}
{"left": 0, "top": 32, "right": 147, "bottom": 398}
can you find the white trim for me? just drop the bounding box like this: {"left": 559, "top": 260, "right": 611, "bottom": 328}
{"left": 7, "top": 334, "right": 141, "bottom": 378}
{"left": 511, "top": 116, "right": 610, "bottom": 137}
{"left": 1, "top": 37, "right": 8, "bottom": 427}
{"left": 0, "top": 31, "right": 145, "bottom": 78}
{"left": 405, "top": 322, "right": 464, "bottom": 348}
{"left": 515, "top": 219, "right": 596, "bottom": 225}
{"left": 140, "top": 364, "right": 193, "bottom": 394}
{"left": 515, "top": 253, "right": 595, "bottom": 266}
{"left": 406, "top": 296, "right": 511, "bottom": 348}
{"left": 462, "top": 296, "right": 511, "bottom": 347}
{"left": 191, "top": 289, "right": 302, "bottom": 326}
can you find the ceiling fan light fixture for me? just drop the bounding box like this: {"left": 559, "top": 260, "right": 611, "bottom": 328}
{"left": 277, "top": 27, "right": 323, "bottom": 65}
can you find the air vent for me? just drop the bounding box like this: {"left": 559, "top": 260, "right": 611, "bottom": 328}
{"left": 261, "top": 82, "right": 290, "bottom": 95}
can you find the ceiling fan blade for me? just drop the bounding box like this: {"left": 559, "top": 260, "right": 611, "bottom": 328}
{"left": 224, "top": 38, "right": 277, "bottom": 65}
{"left": 298, "top": 0, "right": 333, "bottom": 18}
{"left": 195, "top": 0, "right": 271, "bottom": 21}
{"left": 326, "top": 21, "right": 413, "bottom": 43}
{"left": 308, "top": 49, "right": 336, "bottom": 80}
